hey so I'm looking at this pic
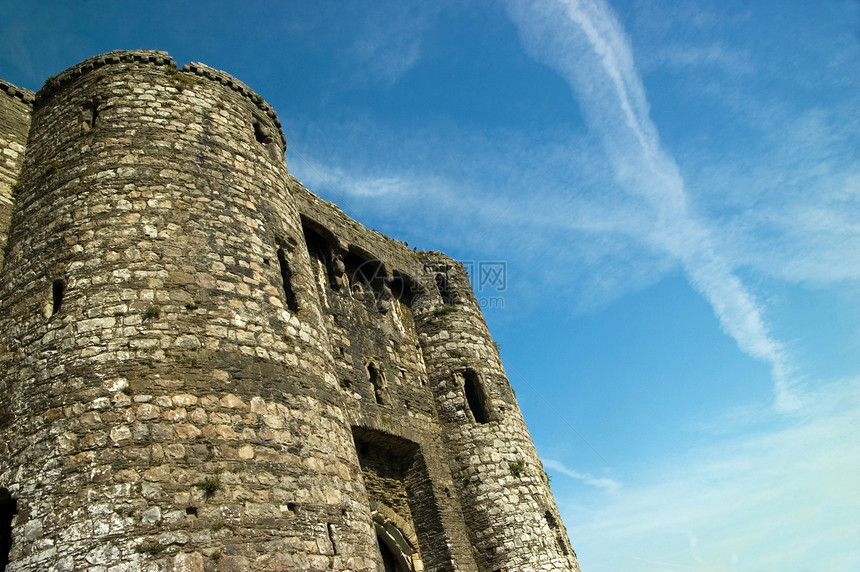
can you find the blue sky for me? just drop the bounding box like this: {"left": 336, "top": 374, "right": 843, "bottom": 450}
{"left": 2, "top": 1, "right": 858, "bottom": 570}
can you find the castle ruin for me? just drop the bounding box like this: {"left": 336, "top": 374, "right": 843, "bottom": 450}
{"left": 0, "top": 50, "right": 580, "bottom": 572}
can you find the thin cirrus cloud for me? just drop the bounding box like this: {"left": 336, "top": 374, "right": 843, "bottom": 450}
{"left": 542, "top": 458, "right": 621, "bottom": 493}
{"left": 699, "top": 103, "right": 860, "bottom": 286}
{"left": 289, "top": 118, "right": 689, "bottom": 316}
{"left": 346, "top": 1, "right": 448, "bottom": 86}
{"left": 562, "top": 376, "right": 860, "bottom": 572}
{"left": 502, "top": 0, "right": 800, "bottom": 411}
{"left": 647, "top": 43, "right": 754, "bottom": 75}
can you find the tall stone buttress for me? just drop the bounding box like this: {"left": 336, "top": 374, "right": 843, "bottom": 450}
{"left": 0, "top": 51, "right": 581, "bottom": 572}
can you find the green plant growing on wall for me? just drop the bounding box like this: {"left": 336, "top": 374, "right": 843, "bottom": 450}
{"left": 510, "top": 458, "right": 526, "bottom": 478}
{"left": 432, "top": 305, "right": 458, "bottom": 318}
{"left": 167, "top": 68, "right": 198, "bottom": 92}
{"left": 196, "top": 476, "right": 221, "bottom": 499}
{"left": 143, "top": 306, "right": 161, "bottom": 320}
{"left": 41, "top": 75, "right": 57, "bottom": 92}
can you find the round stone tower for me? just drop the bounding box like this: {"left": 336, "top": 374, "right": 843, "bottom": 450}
{"left": 0, "top": 50, "right": 581, "bottom": 571}
{"left": 413, "top": 258, "right": 580, "bottom": 571}
{"left": 0, "top": 50, "right": 379, "bottom": 571}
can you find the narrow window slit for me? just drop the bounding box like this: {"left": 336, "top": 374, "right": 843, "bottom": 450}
{"left": 81, "top": 98, "right": 100, "bottom": 133}
{"left": 185, "top": 506, "right": 197, "bottom": 516}
{"left": 52, "top": 279, "right": 66, "bottom": 316}
{"left": 276, "top": 248, "right": 299, "bottom": 312}
{"left": 327, "top": 523, "right": 338, "bottom": 554}
{"left": 0, "top": 488, "right": 16, "bottom": 572}
{"left": 368, "top": 363, "right": 389, "bottom": 405}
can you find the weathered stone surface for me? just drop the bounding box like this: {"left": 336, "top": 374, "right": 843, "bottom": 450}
{"left": 173, "top": 551, "right": 204, "bottom": 572}
{"left": 0, "top": 50, "right": 580, "bottom": 571}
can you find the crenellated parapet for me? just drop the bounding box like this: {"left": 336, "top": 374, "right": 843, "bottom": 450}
{"left": 34, "top": 49, "right": 176, "bottom": 103}
{"left": 32, "top": 49, "right": 286, "bottom": 154}
{"left": 0, "top": 79, "right": 35, "bottom": 104}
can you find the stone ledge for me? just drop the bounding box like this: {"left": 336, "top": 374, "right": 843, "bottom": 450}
{"left": 0, "top": 78, "right": 35, "bottom": 104}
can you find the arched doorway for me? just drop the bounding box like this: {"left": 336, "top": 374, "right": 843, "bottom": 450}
{"left": 373, "top": 511, "right": 422, "bottom": 572}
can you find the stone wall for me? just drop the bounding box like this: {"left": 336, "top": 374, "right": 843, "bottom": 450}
{"left": 0, "top": 79, "right": 33, "bottom": 272}
{"left": 0, "top": 50, "right": 580, "bottom": 572}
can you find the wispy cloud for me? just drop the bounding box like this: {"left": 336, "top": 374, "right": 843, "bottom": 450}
{"left": 502, "top": 0, "right": 801, "bottom": 410}
{"left": 561, "top": 376, "right": 860, "bottom": 572}
{"left": 697, "top": 101, "right": 860, "bottom": 286}
{"left": 544, "top": 458, "right": 621, "bottom": 493}
{"left": 347, "top": 0, "right": 448, "bottom": 86}
{"left": 287, "top": 0, "right": 857, "bottom": 355}
{"left": 648, "top": 43, "right": 754, "bottom": 75}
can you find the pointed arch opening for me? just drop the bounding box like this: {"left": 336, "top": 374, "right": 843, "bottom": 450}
{"left": 352, "top": 427, "right": 450, "bottom": 571}
{"left": 374, "top": 513, "right": 421, "bottom": 572}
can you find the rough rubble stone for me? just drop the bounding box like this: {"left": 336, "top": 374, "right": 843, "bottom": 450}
{"left": 0, "top": 50, "right": 581, "bottom": 572}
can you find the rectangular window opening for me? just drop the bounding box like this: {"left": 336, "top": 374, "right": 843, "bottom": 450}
{"left": 253, "top": 119, "right": 273, "bottom": 144}
{"left": 391, "top": 271, "right": 422, "bottom": 308}
{"left": 463, "top": 369, "right": 491, "bottom": 424}
{"left": 301, "top": 217, "right": 339, "bottom": 290}
{"left": 435, "top": 273, "right": 456, "bottom": 305}
{"left": 81, "top": 98, "right": 100, "bottom": 132}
